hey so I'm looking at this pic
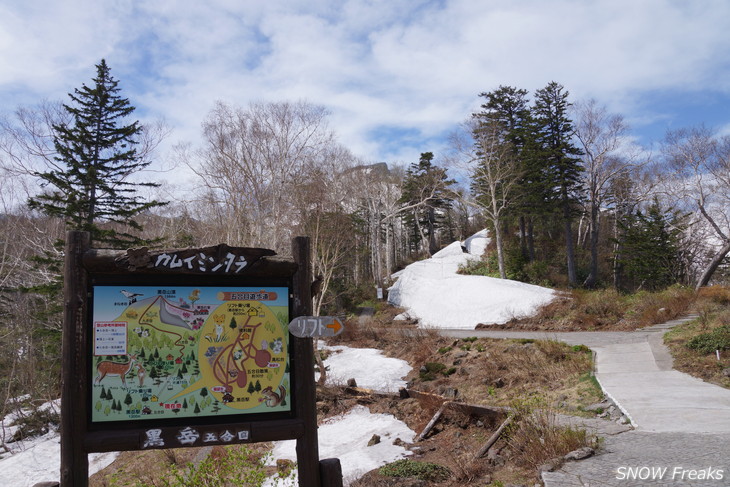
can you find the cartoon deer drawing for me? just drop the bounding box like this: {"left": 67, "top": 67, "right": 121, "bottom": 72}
{"left": 95, "top": 354, "right": 138, "bottom": 389}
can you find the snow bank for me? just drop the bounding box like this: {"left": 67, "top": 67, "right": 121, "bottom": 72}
{"left": 316, "top": 345, "right": 411, "bottom": 393}
{"left": 388, "top": 230, "right": 555, "bottom": 329}
{"left": 0, "top": 400, "right": 118, "bottom": 487}
{"left": 266, "top": 405, "right": 415, "bottom": 486}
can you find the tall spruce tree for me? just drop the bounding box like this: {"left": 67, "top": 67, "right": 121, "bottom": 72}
{"left": 399, "top": 152, "right": 455, "bottom": 256}
{"left": 28, "top": 59, "right": 166, "bottom": 247}
{"left": 531, "top": 82, "right": 584, "bottom": 286}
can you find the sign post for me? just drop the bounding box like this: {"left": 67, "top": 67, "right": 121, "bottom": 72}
{"left": 289, "top": 316, "right": 345, "bottom": 338}
{"left": 60, "top": 232, "right": 340, "bottom": 486}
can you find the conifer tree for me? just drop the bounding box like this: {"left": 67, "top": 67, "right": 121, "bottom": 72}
{"left": 399, "top": 152, "right": 455, "bottom": 255}
{"left": 531, "top": 82, "right": 584, "bottom": 286}
{"left": 617, "top": 200, "right": 687, "bottom": 290}
{"left": 28, "top": 59, "right": 166, "bottom": 247}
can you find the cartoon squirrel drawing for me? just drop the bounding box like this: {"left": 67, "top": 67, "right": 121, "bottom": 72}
{"left": 260, "top": 385, "right": 286, "bottom": 407}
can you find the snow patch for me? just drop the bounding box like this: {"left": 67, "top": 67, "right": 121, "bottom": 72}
{"left": 266, "top": 405, "right": 415, "bottom": 486}
{"left": 388, "top": 230, "right": 555, "bottom": 329}
{"left": 316, "top": 345, "right": 411, "bottom": 393}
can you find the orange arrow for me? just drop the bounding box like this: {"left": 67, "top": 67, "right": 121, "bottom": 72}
{"left": 327, "top": 318, "right": 342, "bottom": 334}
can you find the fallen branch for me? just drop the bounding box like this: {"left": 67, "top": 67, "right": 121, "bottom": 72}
{"left": 474, "top": 414, "right": 514, "bottom": 459}
{"left": 415, "top": 402, "right": 449, "bottom": 442}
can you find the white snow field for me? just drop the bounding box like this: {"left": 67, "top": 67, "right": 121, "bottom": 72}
{"left": 388, "top": 230, "right": 555, "bottom": 329}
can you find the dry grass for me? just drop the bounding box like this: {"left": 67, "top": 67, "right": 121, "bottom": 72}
{"left": 408, "top": 337, "right": 602, "bottom": 413}
{"left": 664, "top": 289, "right": 730, "bottom": 389}
{"left": 499, "top": 286, "right": 696, "bottom": 331}
{"left": 505, "top": 397, "right": 597, "bottom": 471}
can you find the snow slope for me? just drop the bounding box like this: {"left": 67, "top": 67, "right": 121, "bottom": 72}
{"left": 0, "top": 401, "right": 117, "bottom": 487}
{"left": 388, "top": 230, "right": 555, "bottom": 329}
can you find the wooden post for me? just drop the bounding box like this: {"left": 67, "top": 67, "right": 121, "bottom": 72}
{"left": 292, "top": 237, "right": 322, "bottom": 487}
{"left": 61, "top": 231, "right": 91, "bottom": 486}
{"left": 320, "top": 458, "right": 343, "bottom": 487}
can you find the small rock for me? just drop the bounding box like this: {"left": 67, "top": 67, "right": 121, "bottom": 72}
{"left": 419, "top": 365, "right": 428, "bottom": 373}
{"left": 399, "top": 388, "right": 410, "bottom": 399}
{"left": 476, "top": 420, "right": 484, "bottom": 428}
{"left": 493, "top": 377, "right": 505, "bottom": 388}
{"left": 564, "top": 447, "right": 595, "bottom": 461}
{"left": 538, "top": 457, "right": 562, "bottom": 473}
{"left": 346, "top": 378, "right": 357, "bottom": 387}
{"left": 584, "top": 400, "right": 611, "bottom": 412}
{"left": 617, "top": 415, "right": 630, "bottom": 425}
{"left": 453, "top": 359, "right": 462, "bottom": 366}
{"left": 722, "top": 368, "right": 730, "bottom": 378}
{"left": 393, "top": 437, "right": 405, "bottom": 446}
{"left": 454, "top": 351, "right": 468, "bottom": 359}
{"left": 442, "top": 387, "right": 459, "bottom": 399}
{"left": 367, "top": 434, "right": 381, "bottom": 446}
{"left": 487, "top": 450, "right": 505, "bottom": 466}
{"left": 276, "top": 459, "right": 295, "bottom": 473}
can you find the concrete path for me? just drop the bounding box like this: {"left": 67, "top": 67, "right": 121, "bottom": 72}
{"left": 442, "top": 315, "right": 730, "bottom": 486}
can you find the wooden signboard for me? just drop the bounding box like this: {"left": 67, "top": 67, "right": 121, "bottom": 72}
{"left": 61, "top": 232, "right": 339, "bottom": 486}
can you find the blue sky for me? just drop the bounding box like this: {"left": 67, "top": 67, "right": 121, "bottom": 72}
{"left": 3, "top": 0, "right": 730, "bottom": 186}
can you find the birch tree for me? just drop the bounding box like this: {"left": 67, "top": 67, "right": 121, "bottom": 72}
{"left": 663, "top": 126, "right": 730, "bottom": 288}
{"left": 191, "top": 100, "right": 336, "bottom": 253}
{"left": 451, "top": 119, "right": 522, "bottom": 278}
{"left": 573, "top": 99, "right": 632, "bottom": 287}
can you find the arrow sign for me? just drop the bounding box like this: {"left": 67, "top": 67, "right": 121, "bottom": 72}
{"left": 289, "top": 316, "right": 345, "bottom": 338}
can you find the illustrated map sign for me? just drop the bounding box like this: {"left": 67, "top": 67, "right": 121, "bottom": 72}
{"left": 288, "top": 316, "right": 344, "bottom": 338}
{"left": 90, "top": 286, "right": 290, "bottom": 423}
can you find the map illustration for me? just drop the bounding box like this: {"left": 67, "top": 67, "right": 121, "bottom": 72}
{"left": 90, "top": 286, "right": 290, "bottom": 422}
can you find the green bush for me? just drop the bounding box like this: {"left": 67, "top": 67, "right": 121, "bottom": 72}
{"left": 686, "top": 325, "right": 730, "bottom": 354}
{"left": 124, "top": 446, "right": 292, "bottom": 487}
{"left": 379, "top": 459, "right": 451, "bottom": 481}
{"left": 420, "top": 362, "right": 450, "bottom": 381}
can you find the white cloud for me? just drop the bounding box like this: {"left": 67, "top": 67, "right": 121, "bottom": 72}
{"left": 2, "top": 0, "right": 730, "bottom": 181}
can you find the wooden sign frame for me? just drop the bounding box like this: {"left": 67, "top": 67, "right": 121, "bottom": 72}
{"left": 61, "top": 232, "right": 333, "bottom": 486}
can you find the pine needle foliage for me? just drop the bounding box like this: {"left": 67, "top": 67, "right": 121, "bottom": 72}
{"left": 28, "top": 59, "right": 166, "bottom": 248}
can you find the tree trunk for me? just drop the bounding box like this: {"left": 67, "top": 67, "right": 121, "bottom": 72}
{"left": 519, "top": 216, "right": 527, "bottom": 259}
{"left": 527, "top": 217, "right": 535, "bottom": 262}
{"left": 584, "top": 203, "right": 600, "bottom": 288}
{"left": 695, "top": 240, "right": 730, "bottom": 290}
{"left": 428, "top": 206, "right": 438, "bottom": 255}
{"left": 495, "top": 219, "right": 506, "bottom": 279}
{"left": 564, "top": 203, "right": 577, "bottom": 287}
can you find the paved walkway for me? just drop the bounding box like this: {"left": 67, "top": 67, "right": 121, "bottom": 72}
{"left": 442, "top": 316, "right": 730, "bottom": 486}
